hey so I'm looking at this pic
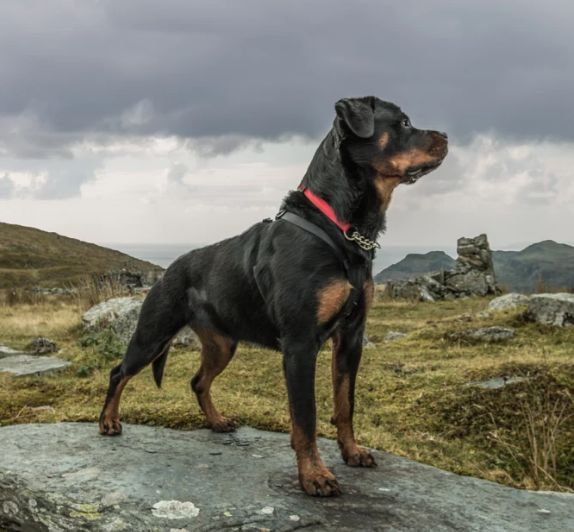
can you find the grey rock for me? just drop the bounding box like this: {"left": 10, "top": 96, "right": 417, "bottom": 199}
{"left": 466, "top": 376, "right": 529, "bottom": 390}
{"left": 0, "top": 423, "right": 572, "bottom": 532}
{"left": 0, "top": 345, "right": 27, "bottom": 359}
{"left": 457, "top": 326, "right": 516, "bottom": 343}
{"left": 83, "top": 297, "right": 198, "bottom": 348}
{"left": 489, "top": 293, "right": 531, "bottom": 312}
{"left": 26, "top": 337, "right": 59, "bottom": 354}
{"left": 526, "top": 293, "right": 574, "bottom": 327}
{"left": 384, "top": 331, "right": 407, "bottom": 342}
{"left": 0, "top": 354, "right": 70, "bottom": 376}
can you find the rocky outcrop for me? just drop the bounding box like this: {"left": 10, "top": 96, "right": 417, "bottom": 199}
{"left": 82, "top": 296, "right": 198, "bottom": 348}
{"left": 384, "top": 234, "right": 499, "bottom": 301}
{"left": 1, "top": 423, "right": 572, "bottom": 531}
{"left": 525, "top": 293, "right": 574, "bottom": 327}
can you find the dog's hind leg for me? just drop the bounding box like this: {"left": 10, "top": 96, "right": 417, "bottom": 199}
{"left": 190, "top": 329, "right": 237, "bottom": 432}
{"left": 99, "top": 282, "right": 188, "bottom": 436}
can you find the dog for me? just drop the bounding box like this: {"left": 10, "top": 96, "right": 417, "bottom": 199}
{"left": 99, "top": 96, "right": 448, "bottom": 497}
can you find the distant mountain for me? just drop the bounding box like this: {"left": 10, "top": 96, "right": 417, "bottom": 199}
{"left": 374, "top": 251, "right": 455, "bottom": 282}
{"left": 375, "top": 240, "right": 574, "bottom": 293}
{"left": 0, "top": 222, "right": 164, "bottom": 288}
{"left": 493, "top": 240, "right": 574, "bottom": 292}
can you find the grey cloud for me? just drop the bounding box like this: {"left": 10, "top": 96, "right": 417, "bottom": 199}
{"left": 0, "top": 157, "right": 100, "bottom": 199}
{"left": 0, "top": 174, "right": 15, "bottom": 198}
{"left": 0, "top": 0, "right": 573, "bottom": 161}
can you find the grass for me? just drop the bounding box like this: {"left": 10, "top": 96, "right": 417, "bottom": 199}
{"left": 0, "top": 294, "right": 573, "bottom": 492}
{"left": 0, "top": 221, "right": 163, "bottom": 288}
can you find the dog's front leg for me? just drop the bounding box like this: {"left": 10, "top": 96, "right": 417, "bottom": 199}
{"left": 331, "top": 328, "right": 377, "bottom": 467}
{"left": 282, "top": 338, "right": 341, "bottom": 497}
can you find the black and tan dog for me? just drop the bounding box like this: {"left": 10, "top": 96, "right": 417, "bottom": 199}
{"left": 99, "top": 96, "right": 447, "bottom": 496}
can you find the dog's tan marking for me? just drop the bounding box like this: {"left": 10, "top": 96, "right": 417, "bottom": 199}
{"left": 374, "top": 175, "right": 401, "bottom": 211}
{"left": 291, "top": 420, "right": 341, "bottom": 496}
{"left": 317, "top": 280, "right": 352, "bottom": 324}
{"left": 99, "top": 375, "right": 131, "bottom": 435}
{"left": 331, "top": 334, "right": 377, "bottom": 468}
{"left": 377, "top": 132, "right": 390, "bottom": 150}
{"left": 388, "top": 148, "right": 437, "bottom": 173}
{"left": 191, "top": 329, "right": 237, "bottom": 432}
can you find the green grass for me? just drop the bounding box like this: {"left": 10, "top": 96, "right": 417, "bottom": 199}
{"left": 1, "top": 295, "right": 572, "bottom": 491}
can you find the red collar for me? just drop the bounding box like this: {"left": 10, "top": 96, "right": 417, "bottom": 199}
{"left": 298, "top": 185, "right": 351, "bottom": 233}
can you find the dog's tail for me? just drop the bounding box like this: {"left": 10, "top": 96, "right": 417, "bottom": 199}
{"left": 152, "top": 347, "right": 169, "bottom": 388}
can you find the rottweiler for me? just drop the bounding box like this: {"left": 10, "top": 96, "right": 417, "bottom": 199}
{"left": 99, "top": 96, "right": 448, "bottom": 497}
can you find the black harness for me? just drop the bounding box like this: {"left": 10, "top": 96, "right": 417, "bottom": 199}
{"left": 275, "top": 211, "right": 372, "bottom": 321}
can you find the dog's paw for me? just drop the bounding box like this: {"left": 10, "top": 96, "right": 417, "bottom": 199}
{"left": 343, "top": 446, "right": 377, "bottom": 467}
{"left": 299, "top": 466, "right": 342, "bottom": 497}
{"left": 209, "top": 416, "right": 237, "bottom": 433}
{"left": 98, "top": 416, "right": 122, "bottom": 436}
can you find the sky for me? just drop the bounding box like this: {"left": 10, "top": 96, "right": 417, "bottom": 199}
{"left": 1, "top": 0, "right": 573, "bottom": 258}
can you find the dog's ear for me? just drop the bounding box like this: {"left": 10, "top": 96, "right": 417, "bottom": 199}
{"left": 335, "top": 97, "right": 375, "bottom": 138}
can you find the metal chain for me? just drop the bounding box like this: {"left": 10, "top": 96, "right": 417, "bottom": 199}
{"left": 343, "top": 229, "right": 381, "bottom": 251}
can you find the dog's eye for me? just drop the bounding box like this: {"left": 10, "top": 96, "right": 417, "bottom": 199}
{"left": 401, "top": 118, "right": 411, "bottom": 128}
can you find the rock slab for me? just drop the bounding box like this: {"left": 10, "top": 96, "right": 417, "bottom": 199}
{"left": 0, "top": 354, "right": 70, "bottom": 376}
{"left": 1, "top": 424, "right": 572, "bottom": 531}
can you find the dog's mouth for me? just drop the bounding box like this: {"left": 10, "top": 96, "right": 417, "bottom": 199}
{"left": 402, "top": 158, "right": 445, "bottom": 185}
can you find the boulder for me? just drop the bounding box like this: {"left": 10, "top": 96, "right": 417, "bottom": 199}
{"left": 82, "top": 297, "right": 198, "bottom": 348}
{"left": 489, "top": 293, "right": 531, "bottom": 312}
{"left": 1, "top": 423, "right": 572, "bottom": 531}
{"left": 526, "top": 293, "right": 574, "bottom": 327}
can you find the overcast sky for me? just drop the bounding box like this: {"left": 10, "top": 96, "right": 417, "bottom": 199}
{"left": 1, "top": 0, "right": 573, "bottom": 257}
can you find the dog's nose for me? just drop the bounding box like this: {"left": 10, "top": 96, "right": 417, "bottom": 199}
{"left": 438, "top": 131, "right": 448, "bottom": 140}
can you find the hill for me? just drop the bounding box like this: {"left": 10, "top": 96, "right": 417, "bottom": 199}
{"left": 374, "top": 251, "right": 455, "bottom": 282}
{"left": 0, "top": 222, "right": 164, "bottom": 288}
{"left": 375, "top": 240, "right": 574, "bottom": 293}
{"left": 494, "top": 240, "right": 574, "bottom": 292}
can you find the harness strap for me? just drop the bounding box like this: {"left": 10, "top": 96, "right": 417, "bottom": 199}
{"left": 278, "top": 212, "right": 366, "bottom": 320}
{"left": 278, "top": 211, "right": 350, "bottom": 275}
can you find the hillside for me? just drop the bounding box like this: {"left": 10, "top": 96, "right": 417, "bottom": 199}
{"left": 374, "top": 251, "right": 455, "bottom": 282}
{"left": 0, "top": 222, "right": 164, "bottom": 288}
{"left": 375, "top": 240, "right": 574, "bottom": 293}
{"left": 494, "top": 240, "right": 574, "bottom": 292}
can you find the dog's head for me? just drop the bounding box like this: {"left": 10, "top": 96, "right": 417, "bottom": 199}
{"left": 334, "top": 96, "right": 448, "bottom": 186}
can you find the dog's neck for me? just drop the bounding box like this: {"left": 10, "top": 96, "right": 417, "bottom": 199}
{"left": 298, "top": 128, "right": 387, "bottom": 242}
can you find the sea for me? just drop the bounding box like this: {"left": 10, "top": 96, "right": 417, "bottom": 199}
{"left": 104, "top": 242, "right": 456, "bottom": 274}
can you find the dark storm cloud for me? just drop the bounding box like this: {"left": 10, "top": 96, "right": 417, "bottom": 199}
{"left": 1, "top": 0, "right": 573, "bottom": 158}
